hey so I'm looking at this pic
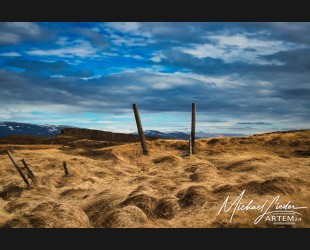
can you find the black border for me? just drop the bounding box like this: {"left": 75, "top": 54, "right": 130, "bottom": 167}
{"left": 1, "top": 0, "right": 310, "bottom": 21}
{"left": 1, "top": 228, "right": 308, "bottom": 247}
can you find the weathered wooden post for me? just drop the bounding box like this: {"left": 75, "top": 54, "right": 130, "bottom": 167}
{"left": 132, "top": 103, "right": 149, "bottom": 155}
{"left": 63, "top": 161, "right": 69, "bottom": 176}
{"left": 6, "top": 150, "right": 30, "bottom": 187}
{"left": 21, "top": 159, "right": 36, "bottom": 182}
{"left": 191, "top": 103, "right": 196, "bottom": 154}
{"left": 189, "top": 135, "right": 192, "bottom": 155}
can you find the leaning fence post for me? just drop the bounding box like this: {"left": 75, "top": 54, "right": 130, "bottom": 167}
{"left": 132, "top": 103, "right": 149, "bottom": 155}
{"left": 189, "top": 135, "right": 192, "bottom": 155}
{"left": 191, "top": 103, "right": 196, "bottom": 154}
{"left": 63, "top": 161, "right": 69, "bottom": 176}
{"left": 6, "top": 150, "right": 30, "bottom": 187}
{"left": 21, "top": 159, "right": 36, "bottom": 183}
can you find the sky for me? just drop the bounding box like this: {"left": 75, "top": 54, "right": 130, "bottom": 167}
{"left": 0, "top": 22, "right": 309, "bottom": 135}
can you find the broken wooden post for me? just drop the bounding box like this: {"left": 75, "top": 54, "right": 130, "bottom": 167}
{"left": 191, "top": 103, "right": 196, "bottom": 154}
{"left": 132, "top": 103, "right": 149, "bottom": 155}
{"left": 63, "top": 161, "right": 69, "bottom": 176}
{"left": 6, "top": 150, "right": 30, "bottom": 187}
{"left": 189, "top": 135, "right": 192, "bottom": 155}
{"left": 21, "top": 159, "right": 36, "bottom": 182}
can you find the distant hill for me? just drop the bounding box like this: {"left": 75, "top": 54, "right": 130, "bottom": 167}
{"left": 135, "top": 130, "right": 246, "bottom": 140}
{"left": 0, "top": 121, "right": 72, "bottom": 137}
{"left": 195, "top": 131, "right": 246, "bottom": 138}
{"left": 0, "top": 121, "right": 247, "bottom": 139}
{"left": 60, "top": 127, "right": 147, "bottom": 142}
{"left": 140, "top": 130, "right": 191, "bottom": 140}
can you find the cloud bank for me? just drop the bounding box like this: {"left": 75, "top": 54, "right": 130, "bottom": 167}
{"left": 0, "top": 22, "right": 309, "bottom": 134}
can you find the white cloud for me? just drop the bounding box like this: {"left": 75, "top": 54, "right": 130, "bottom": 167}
{"left": 50, "top": 75, "right": 64, "bottom": 78}
{"left": 258, "top": 89, "right": 274, "bottom": 96}
{"left": 210, "top": 33, "right": 300, "bottom": 53}
{"left": 108, "top": 66, "right": 245, "bottom": 89}
{"left": 26, "top": 39, "right": 99, "bottom": 58}
{"left": 111, "top": 68, "right": 267, "bottom": 90}
{"left": 174, "top": 72, "right": 246, "bottom": 88}
{"left": 181, "top": 33, "right": 305, "bottom": 65}
{"left": 108, "top": 33, "right": 150, "bottom": 47}
{"left": 5, "top": 22, "right": 41, "bottom": 36}
{"left": 0, "top": 52, "right": 21, "bottom": 57}
{"left": 0, "top": 32, "right": 20, "bottom": 44}
{"left": 150, "top": 51, "right": 165, "bottom": 62}
{"left": 0, "top": 108, "right": 12, "bottom": 119}
{"left": 0, "top": 103, "right": 86, "bottom": 116}
{"left": 105, "top": 22, "right": 142, "bottom": 33}
{"left": 123, "top": 54, "right": 143, "bottom": 60}
{"left": 56, "top": 36, "right": 69, "bottom": 46}
{"left": 81, "top": 75, "right": 102, "bottom": 80}
{"left": 183, "top": 43, "right": 223, "bottom": 59}
{"left": 137, "top": 72, "right": 201, "bottom": 90}
{"left": 0, "top": 22, "right": 41, "bottom": 45}
{"left": 104, "top": 23, "right": 153, "bottom": 47}
{"left": 269, "top": 22, "right": 310, "bottom": 32}
{"left": 102, "top": 52, "right": 118, "bottom": 57}
{"left": 150, "top": 55, "right": 161, "bottom": 63}
{"left": 95, "top": 120, "right": 115, "bottom": 124}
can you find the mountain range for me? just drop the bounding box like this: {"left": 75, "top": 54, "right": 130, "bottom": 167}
{"left": 0, "top": 121, "right": 246, "bottom": 139}
{"left": 0, "top": 121, "right": 72, "bottom": 137}
{"left": 133, "top": 130, "right": 246, "bottom": 139}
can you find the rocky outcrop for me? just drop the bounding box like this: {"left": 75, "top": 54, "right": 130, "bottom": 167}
{"left": 60, "top": 128, "right": 159, "bottom": 142}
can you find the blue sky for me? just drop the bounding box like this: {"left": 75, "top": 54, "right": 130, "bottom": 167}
{"left": 0, "top": 22, "right": 309, "bottom": 134}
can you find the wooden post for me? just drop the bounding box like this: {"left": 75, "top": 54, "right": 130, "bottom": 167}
{"left": 189, "top": 135, "right": 192, "bottom": 155}
{"left": 132, "top": 103, "right": 149, "bottom": 155}
{"left": 191, "top": 103, "right": 196, "bottom": 154}
{"left": 6, "top": 150, "right": 30, "bottom": 187}
{"left": 63, "top": 161, "right": 69, "bottom": 176}
{"left": 21, "top": 159, "right": 36, "bottom": 182}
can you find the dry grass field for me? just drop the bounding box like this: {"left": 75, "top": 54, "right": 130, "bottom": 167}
{"left": 0, "top": 130, "right": 309, "bottom": 228}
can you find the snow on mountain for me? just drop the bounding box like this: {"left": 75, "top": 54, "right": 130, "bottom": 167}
{"left": 0, "top": 121, "right": 73, "bottom": 137}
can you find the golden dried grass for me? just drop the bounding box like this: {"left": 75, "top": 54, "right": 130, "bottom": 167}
{"left": 0, "top": 130, "right": 309, "bottom": 228}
